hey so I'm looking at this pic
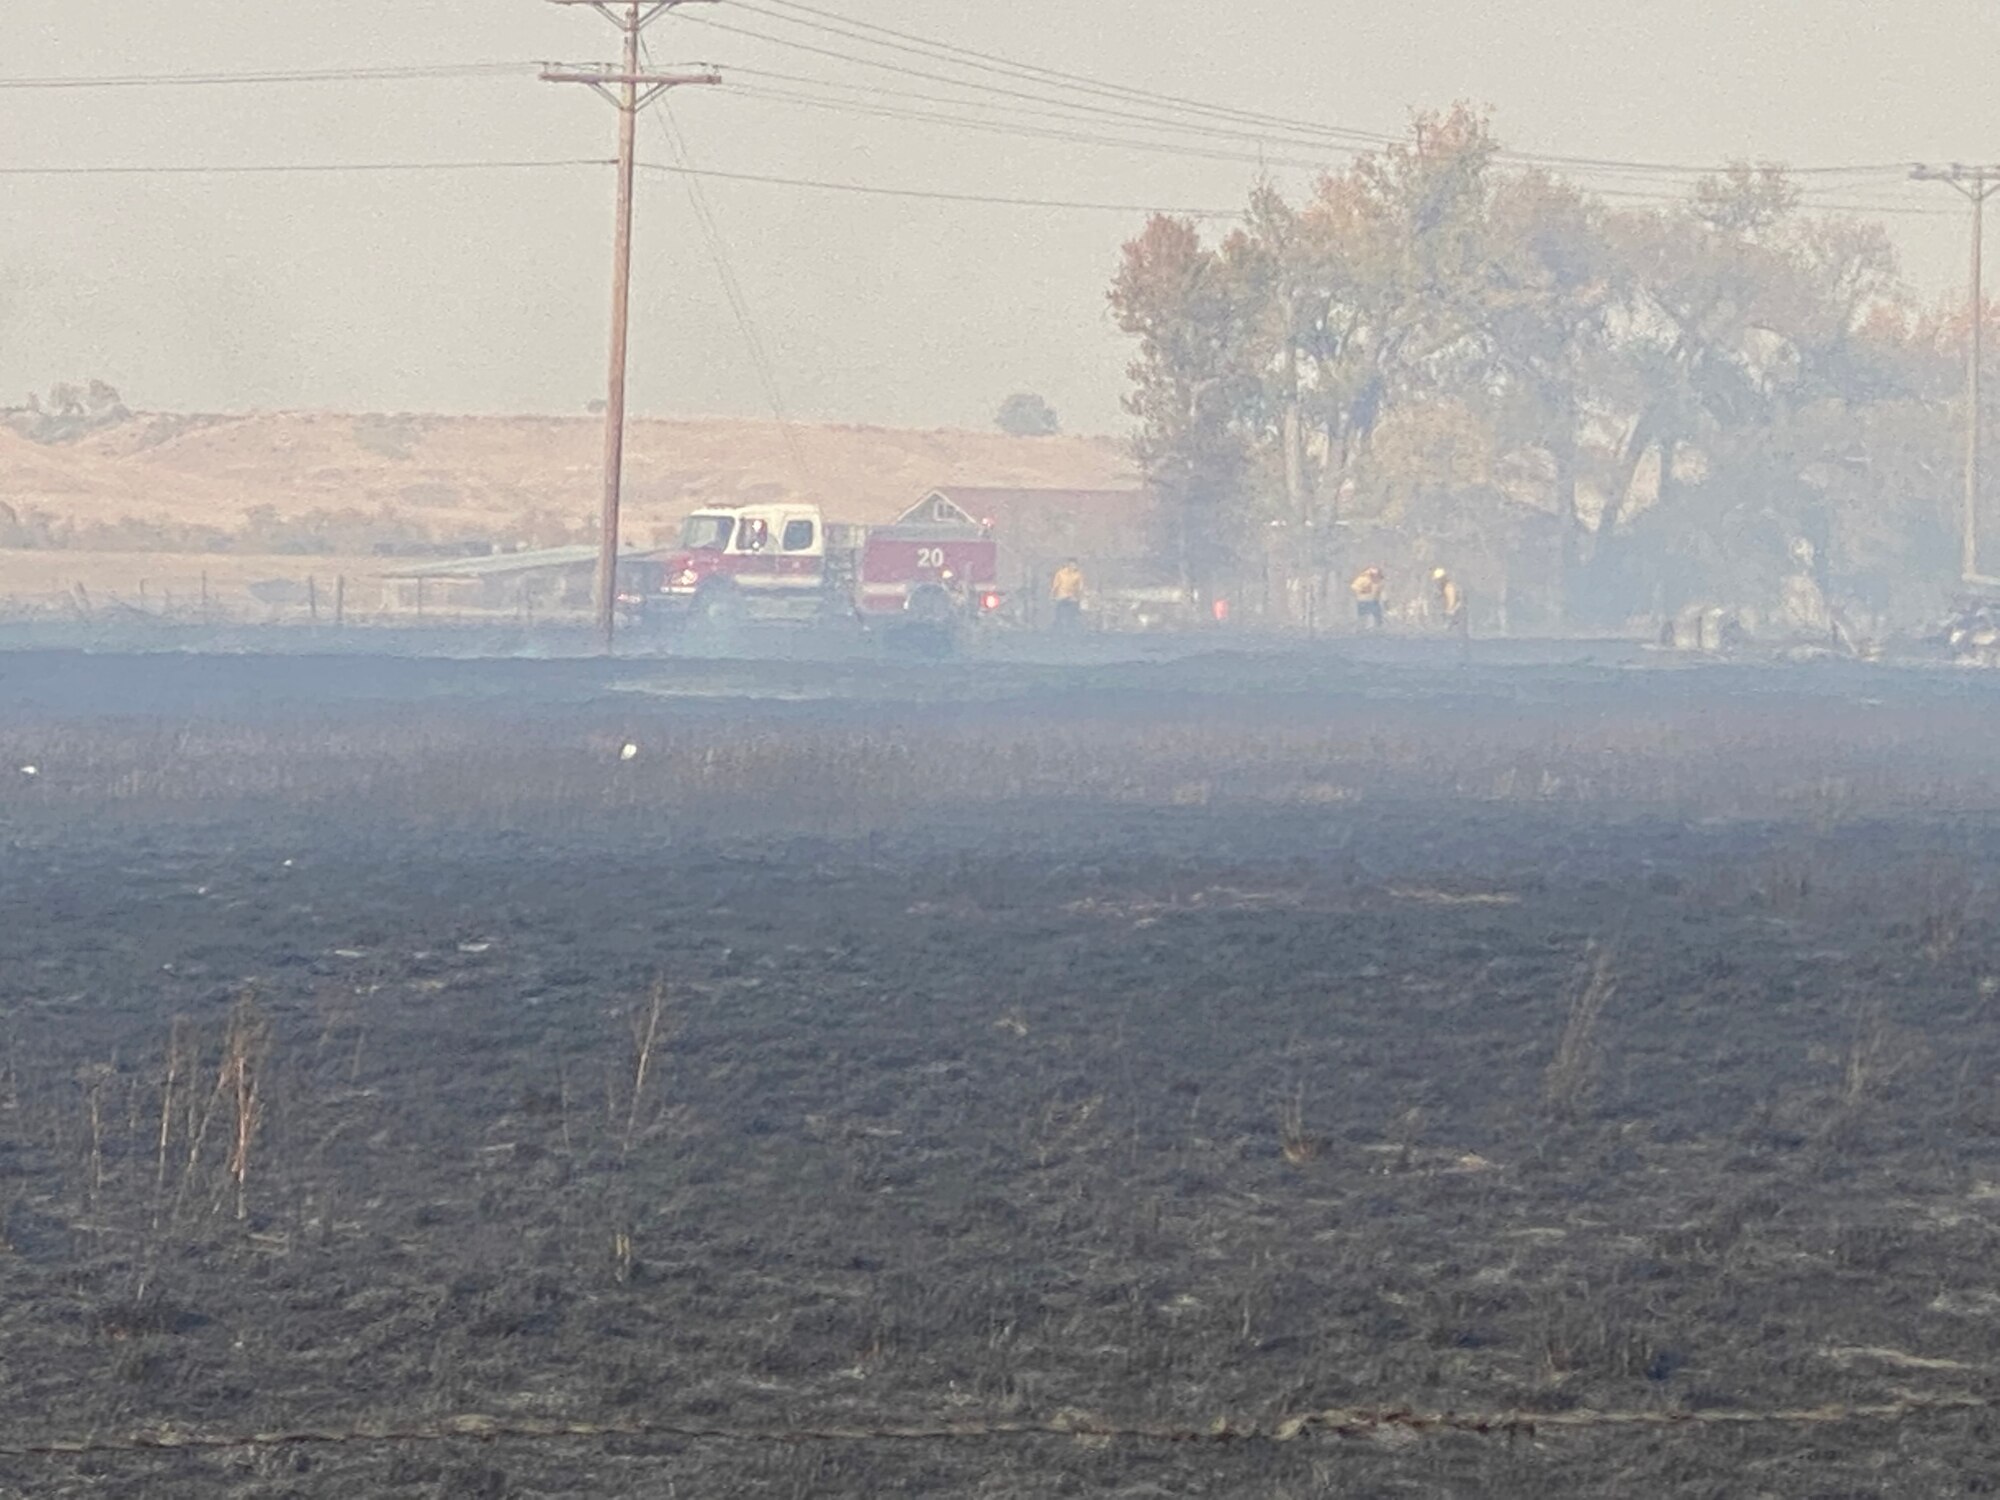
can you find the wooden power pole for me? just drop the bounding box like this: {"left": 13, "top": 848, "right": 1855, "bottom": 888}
{"left": 545, "top": 2, "right": 719, "bottom": 649}
{"left": 1913, "top": 164, "right": 2000, "bottom": 585}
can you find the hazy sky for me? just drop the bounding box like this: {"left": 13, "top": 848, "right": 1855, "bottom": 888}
{"left": 3, "top": 2, "right": 1995, "bottom": 434}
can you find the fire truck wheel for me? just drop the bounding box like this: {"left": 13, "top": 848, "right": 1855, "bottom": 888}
{"left": 694, "top": 582, "right": 744, "bottom": 625}
{"left": 904, "top": 584, "right": 955, "bottom": 626}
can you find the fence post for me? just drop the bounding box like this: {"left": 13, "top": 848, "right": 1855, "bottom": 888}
{"left": 308, "top": 575, "right": 319, "bottom": 625}
{"left": 334, "top": 575, "right": 346, "bottom": 628}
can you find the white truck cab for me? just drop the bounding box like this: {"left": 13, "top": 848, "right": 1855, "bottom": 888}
{"left": 676, "top": 504, "right": 825, "bottom": 561}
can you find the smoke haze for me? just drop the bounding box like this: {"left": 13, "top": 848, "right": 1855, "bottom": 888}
{"left": 4, "top": 0, "right": 1996, "bottom": 429}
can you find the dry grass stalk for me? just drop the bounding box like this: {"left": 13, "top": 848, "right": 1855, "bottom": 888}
{"left": 153, "top": 1019, "right": 188, "bottom": 1227}
{"left": 1841, "top": 1025, "right": 1883, "bottom": 1110}
{"left": 80, "top": 1063, "right": 112, "bottom": 1214}
{"left": 223, "top": 1001, "right": 269, "bottom": 1222}
{"left": 612, "top": 1229, "right": 634, "bottom": 1285}
{"left": 173, "top": 1056, "right": 228, "bottom": 1224}
{"left": 558, "top": 1060, "right": 574, "bottom": 1155}
{"left": 1543, "top": 947, "right": 1617, "bottom": 1124}
{"left": 0, "top": 1034, "right": 17, "bottom": 1119}
{"left": 1278, "top": 1086, "right": 1323, "bottom": 1165}
{"left": 166, "top": 999, "right": 267, "bottom": 1224}
{"left": 621, "top": 981, "right": 673, "bottom": 1157}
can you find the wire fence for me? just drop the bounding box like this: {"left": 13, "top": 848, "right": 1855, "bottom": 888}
{"left": 10, "top": 1390, "right": 1999, "bottom": 1463}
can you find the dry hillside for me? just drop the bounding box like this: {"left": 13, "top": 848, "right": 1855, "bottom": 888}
{"left": 3, "top": 411, "right": 1136, "bottom": 549}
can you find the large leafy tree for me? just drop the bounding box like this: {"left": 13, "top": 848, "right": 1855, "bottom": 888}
{"left": 1108, "top": 215, "right": 1261, "bottom": 597}
{"left": 1207, "top": 106, "right": 1504, "bottom": 619}
{"left": 1112, "top": 116, "right": 1949, "bottom": 628}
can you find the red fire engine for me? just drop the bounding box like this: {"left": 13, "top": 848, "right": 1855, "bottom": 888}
{"left": 621, "top": 492, "right": 1004, "bottom": 629}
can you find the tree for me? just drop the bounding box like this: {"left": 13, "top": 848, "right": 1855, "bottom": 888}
{"left": 1475, "top": 170, "right": 1624, "bottom": 613}
{"left": 1588, "top": 179, "right": 1920, "bottom": 621}
{"left": 995, "top": 392, "right": 1060, "bottom": 437}
{"left": 1108, "top": 216, "right": 1260, "bottom": 598}
{"left": 1214, "top": 108, "right": 1504, "bottom": 620}
{"left": 6, "top": 378, "right": 129, "bottom": 444}
{"left": 1109, "top": 119, "right": 1945, "bottom": 632}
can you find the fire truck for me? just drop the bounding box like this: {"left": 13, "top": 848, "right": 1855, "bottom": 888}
{"left": 620, "top": 492, "right": 1005, "bottom": 630}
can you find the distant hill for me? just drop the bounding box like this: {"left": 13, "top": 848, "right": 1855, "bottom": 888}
{"left": 0, "top": 411, "right": 1137, "bottom": 551}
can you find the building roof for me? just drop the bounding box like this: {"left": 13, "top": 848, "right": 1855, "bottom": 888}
{"left": 378, "top": 544, "right": 629, "bottom": 580}
{"left": 922, "top": 485, "right": 1151, "bottom": 516}
{"left": 921, "top": 486, "right": 1155, "bottom": 562}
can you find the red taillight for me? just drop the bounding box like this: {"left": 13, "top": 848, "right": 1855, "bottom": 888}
{"left": 980, "top": 592, "right": 1001, "bottom": 612}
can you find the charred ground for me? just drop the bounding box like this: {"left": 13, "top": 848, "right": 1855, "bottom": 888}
{"left": 2, "top": 649, "right": 2000, "bottom": 1496}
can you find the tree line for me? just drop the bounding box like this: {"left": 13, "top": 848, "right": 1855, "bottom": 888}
{"left": 1109, "top": 106, "right": 1970, "bottom": 631}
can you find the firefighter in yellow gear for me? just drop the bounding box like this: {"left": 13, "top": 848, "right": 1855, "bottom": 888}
{"left": 1050, "top": 560, "right": 1086, "bottom": 631}
{"left": 1350, "top": 565, "right": 1387, "bottom": 629}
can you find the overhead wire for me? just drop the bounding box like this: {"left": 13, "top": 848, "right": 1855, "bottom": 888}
{"left": 0, "top": 158, "right": 611, "bottom": 177}
{"left": 0, "top": 63, "right": 537, "bottom": 90}
{"left": 694, "top": 12, "right": 1922, "bottom": 213}
{"left": 0, "top": 150, "right": 1238, "bottom": 213}
{"left": 728, "top": 0, "right": 1913, "bottom": 184}
{"left": 0, "top": 15, "right": 1952, "bottom": 223}
{"left": 638, "top": 35, "right": 811, "bottom": 487}
{"left": 712, "top": 2, "right": 1397, "bottom": 147}
{"left": 681, "top": 10, "right": 1393, "bottom": 158}
{"left": 723, "top": 80, "right": 1364, "bottom": 175}
{"left": 1, "top": 153, "right": 1943, "bottom": 219}
{"left": 720, "top": 83, "right": 1789, "bottom": 211}
{"left": 0, "top": 5, "right": 1910, "bottom": 187}
{"left": 715, "top": 84, "right": 1937, "bottom": 216}
{"left": 715, "top": 60, "right": 1378, "bottom": 160}
{"left": 726, "top": 73, "right": 1919, "bottom": 210}
{"left": 0, "top": 17, "right": 1924, "bottom": 189}
{"left": 0, "top": 13, "right": 1924, "bottom": 198}
{"left": 633, "top": 161, "right": 1238, "bottom": 216}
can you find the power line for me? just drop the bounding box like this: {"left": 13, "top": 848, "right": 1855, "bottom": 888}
{"left": 543, "top": 0, "right": 722, "bottom": 651}
{"left": 722, "top": 83, "right": 1742, "bottom": 207}
{"left": 716, "top": 61, "right": 1379, "bottom": 162}
{"left": 0, "top": 151, "right": 1231, "bottom": 210}
{"left": 729, "top": 0, "right": 1913, "bottom": 183}
{"left": 1912, "top": 164, "right": 2000, "bottom": 583}
{"left": 717, "top": 2, "right": 1395, "bottom": 147}
{"left": 0, "top": 158, "right": 610, "bottom": 176}
{"left": 0, "top": 63, "right": 537, "bottom": 90}
{"left": 725, "top": 82, "right": 1365, "bottom": 176}
{"left": 0, "top": 154, "right": 1947, "bottom": 221}
{"left": 719, "top": 81, "right": 1948, "bottom": 217}
{"left": 638, "top": 30, "right": 810, "bottom": 488}
{"left": 0, "top": 17, "right": 1921, "bottom": 189}
{"left": 681, "top": 11, "right": 1386, "bottom": 159}
{"left": 0, "top": 24, "right": 1917, "bottom": 193}
{"left": 634, "top": 160, "right": 1236, "bottom": 216}
{"left": 653, "top": 113, "right": 809, "bottom": 486}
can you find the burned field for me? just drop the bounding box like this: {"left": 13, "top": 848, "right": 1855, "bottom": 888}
{"left": 4, "top": 652, "right": 2000, "bottom": 1496}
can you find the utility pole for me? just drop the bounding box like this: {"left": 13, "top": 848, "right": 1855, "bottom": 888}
{"left": 1913, "top": 164, "right": 2000, "bottom": 585}
{"left": 545, "top": 2, "right": 719, "bottom": 649}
